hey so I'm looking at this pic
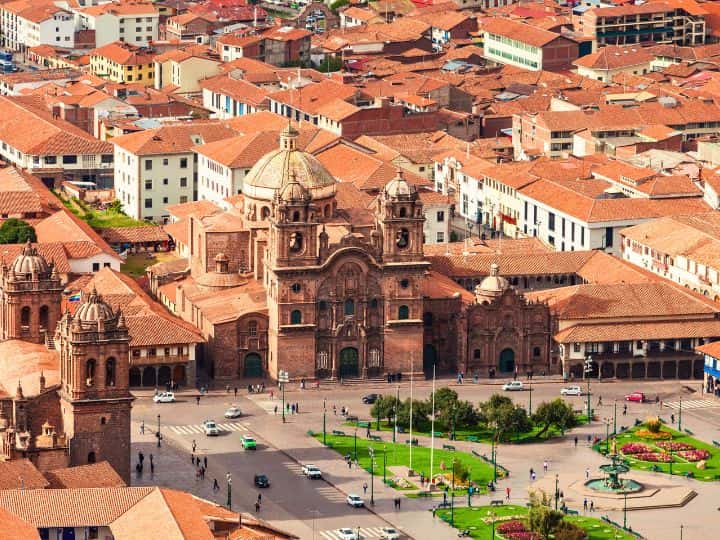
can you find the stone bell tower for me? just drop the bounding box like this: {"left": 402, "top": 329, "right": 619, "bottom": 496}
{"left": 375, "top": 170, "right": 425, "bottom": 264}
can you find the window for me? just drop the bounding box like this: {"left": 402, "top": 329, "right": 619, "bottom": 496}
{"left": 149, "top": 348, "right": 157, "bottom": 357}
{"left": 290, "top": 310, "right": 302, "bottom": 324}
{"left": 132, "top": 349, "right": 141, "bottom": 357}
{"left": 548, "top": 212, "right": 556, "bottom": 231}
{"left": 145, "top": 180, "right": 152, "bottom": 190}
{"left": 163, "top": 178, "right": 168, "bottom": 185}
{"left": 436, "top": 211, "right": 445, "bottom": 222}
{"left": 20, "top": 306, "right": 30, "bottom": 327}
{"left": 86, "top": 359, "right": 96, "bottom": 383}
{"left": 163, "top": 158, "right": 168, "bottom": 165}
{"left": 100, "top": 417, "right": 106, "bottom": 425}
{"left": 319, "top": 300, "right": 328, "bottom": 310}
{"left": 62, "top": 155, "right": 77, "bottom": 164}
{"left": 249, "top": 321, "right": 257, "bottom": 336}
{"left": 87, "top": 451, "right": 96, "bottom": 464}
{"left": 370, "top": 298, "right": 379, "bottom": 309}
{"left": 344, "top": 299, "right": 355, "bottom": 316}
{"left": 398, "top": 305, "right": 409, "bottom": 320}
{"left": 436, "top": 232, "right": 444, "bottom": 243}
{"left": 106, "top": 358, "right": 115, "bottom": 386}
{"left": 400, "top": 279, "right": 409, "bottom": 289}
{"left": 145, "top": 198, "right": 152, "bottom": 208}
{"left": 423, "top": 312, "right": 433, "bottom": 326}
{"left": 45, "top": 155, "right": 57, "bottom": 164}
{"left": 180, "top": 177, "right": 187, "bottom": 187}
{"left": 179, "top": 196, "right": 188, "bottom": 203}
{"left": 291, "top": 283, "right": 301, "bottom": 293}
{"left": 162, "top": 197, "right": 168, "bottom": 204}
{"left": 533, "top": 347, "right": 541, "bottom": 357}
{"left": 180, "top": 157, "right": 188, "bottom": 168}
{"left": 573, "top": 343, "right": 581, "bottom": 353}
{"left": 605, "top": 227, "right": 613, "bottom": 248}
{"left": 92, "top": 263, "right": 100, "bottom": 272}
{"left": 145, "top": 159, "right": 152, "bottom": 170}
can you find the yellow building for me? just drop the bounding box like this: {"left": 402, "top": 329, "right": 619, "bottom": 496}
{"left": 89, "top": 41, "right": 155, "bottom": 86}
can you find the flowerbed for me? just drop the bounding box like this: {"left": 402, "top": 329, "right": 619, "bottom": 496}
{"left": 496, "top": 520, "right": 542, "bottom": 539}
{"left": 505, "top": 533, "right": 542, "bottom": 540}
{"left": 634, "top": 452, "right": 673, "bottom": 462}
{"left": 621, "top": 442, "right": 654, "bottom": 454}
{"left": 677, "top": 449, "right": 711, "bottom": 462}
{"left": 635, "top": 428, "right": 672, "bottom": 440}
{"left": 657, "top": 442, "right": 695, "bottom": 452}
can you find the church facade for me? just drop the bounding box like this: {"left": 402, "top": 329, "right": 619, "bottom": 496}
{"left": 153, "top": 126, "right": 554, "bottom": 382}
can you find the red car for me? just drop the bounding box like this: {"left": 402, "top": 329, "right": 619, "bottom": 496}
{"left": 625, "top": 392, "right": 645, "bottom": 403}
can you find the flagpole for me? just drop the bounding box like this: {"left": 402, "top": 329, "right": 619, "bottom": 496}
{"left": 430, "top": 363, "right": 436, "bottom": 488}
{"left": 409, "top": 353, "right": 413, "bottom": 472}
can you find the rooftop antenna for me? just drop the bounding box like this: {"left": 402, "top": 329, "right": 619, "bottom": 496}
{"left": 253, "top": 6, "right": 257, "bottom": 27}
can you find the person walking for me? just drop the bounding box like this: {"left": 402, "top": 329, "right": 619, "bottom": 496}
{"left": 585, "top": 467, "right": 590, "bottom": 479}
{"left": 543, "top": 461, "right": 548, "bottom": 473}
{"left": 295, "top": 403, "right": 299, "bottom": 413}
{"left": 257, "top": 493, "right": 262, "bottom": 503}
{"left": 363, "top": 482, "right": 368, "bottom": 494}
{"left": 138, "top": 452, "right": 144, "bottom": 465}
{"left": 531, "top": 471, "right": 536, "bottom": 481}
{"left": 191, "top": 454, "right": 195, "bottom": 466}
{"left": 255, "top": 501, "right": 260, "bottom": 512}
{"left": 234, "top": 387, "right": 238, "bottom": 398}
{"left": 213, "top": 478, "right": 219, "bottom": 491}
{"left": 598, "top": 396, "right": 603, "bottom": 406}
{"left": 192, "top": 440, "right": 197, "bottom": 453}
{"left": 574, "top": 436, "right": 578, "bottom": 447}
{"left": 590, "top": 500, "right": 594, "bottom": 512}
{"left": 529, "top": 468, "right": 534, "bottom": 479}
{"left": 274, "top": 405, "right": 278, "bottom": 415}
{"left": 583, "top": 499, "right": 588, "bottom": 512}
{"left": 140, "top": 421, "right": 145, "bottom": 435}
{"left": 196, "top": 395, "right": 200, "bottom": 406}
{"left": 149, "top": 454, "right": 154, "bottom": 466}
{"left": 333, "top": 405, "right": 337, "bottom": 415}
{"left": 505, "top": 487, "right": 511, "bottom": 500}
{"left": 623, "top": 404, "right": 628, "bottom": 416}
{"left": 671, "top": 413, "right": 675, "bottom": 424}
{"left": 150, "top": 461, "right": 155, "bottom": 474}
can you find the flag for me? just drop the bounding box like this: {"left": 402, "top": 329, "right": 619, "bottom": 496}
{"left": 68, "top": 292, "right": 81, "bottom": 302}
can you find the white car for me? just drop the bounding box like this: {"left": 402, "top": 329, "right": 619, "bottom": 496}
{"left": 153, "top": 392, "right": 175, "bottom": 403}
{"left": 502, "top": 381, "right": 524, "bottom": 391}
{"left": 337, "top": 528, "right": 360, "bottom": 540}
{"left": 560, "top": 386, "right": 582, "bottom": 396}
{"left": 203, "top": 420, "right": 220, "bottom": 436}
{"left": 302, "top": 464, "right": 322, "bottom": 479}
{"left": 224, "top": 406, "right": 242, "bottom": 418}
{"left": 381, "top": 527, "right": 400, "bottom": 539}
{"left": 346, "top": 494, "right": 364, "bottom": 508}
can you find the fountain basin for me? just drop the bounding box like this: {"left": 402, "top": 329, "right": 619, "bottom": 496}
{"left": 585, "top": 478, "right": 643, "bottom": 494}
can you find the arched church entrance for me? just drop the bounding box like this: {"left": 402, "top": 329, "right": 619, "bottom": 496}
{"left": 243, "top": 353, "right": 263, "bottom": 378}
{"left": 498, "top": 348, "right": 515, "bottom": 373}
{"left": 423, "top": 344, "right": 437, "bottom": 379}
{"left": 339, "top": 347, "right": 359, "bottom": 378}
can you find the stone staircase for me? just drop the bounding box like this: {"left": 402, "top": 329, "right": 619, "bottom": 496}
{"left": 44, "top": 332, "right": 55, "bottom": 351}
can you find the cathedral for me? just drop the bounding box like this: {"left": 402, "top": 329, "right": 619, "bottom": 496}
{"left": 153, "top": 125, "right": 554, "bottom": 382}
{"left": 0, "top": 242, "right": 132, "bottom": 481}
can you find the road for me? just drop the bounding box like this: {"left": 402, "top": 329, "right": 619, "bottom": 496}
{"left": 131, "top": 377, "right": 720, "bottom": 539}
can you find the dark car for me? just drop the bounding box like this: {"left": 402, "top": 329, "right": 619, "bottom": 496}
{"left": 362, "top": 393, "right": 379, "bottom": 404}
{"left": 254, "top": 474, "right": 270, "bottom": 488}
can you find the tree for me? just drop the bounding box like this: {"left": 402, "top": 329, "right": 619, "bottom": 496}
{"left": 479, "top": 394, "right": 530, "bottom": 440}
{"left": 555, "top": 521, "right": 587, "bottom": 540}
{"left": 317, "top": 56, "right": 343, "bottom": 73}
{"left": 107, "top": 199, "right": 125, "bottom": 214}
{"left": 532, "top": 399, "right": 577, "bottom": 438}
{"left": 396, "top": 398, "right": 430, "bottom": 431}
{"left": 528, "top": 492, "right": 564, "bottom": 538}
{"left": 451, "top": 460, "right": 470, "bottom": 484}
{"left": 329, "top": 0, "right": 348, "bottom": 10}
{"left": 370, "top": 395, "right": 400, "bottom": 424}
{"left": 0, "top": 218, "right": 36, "bottom": 244}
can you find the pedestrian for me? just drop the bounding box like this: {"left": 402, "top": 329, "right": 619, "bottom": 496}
{"left": 590, "top": 501, "right": 594, "bottom": 512}
{"left": 248, "top": 384, "right": 252, "bottom": 393}
{"left": 138, "top": 452, "right": 144, "bottom": 464}
{"left": 204, "top": 456, "right": 208, "bottom": 469}
{"left": 363, "top": 482, "right": 368, "bottom": 494}
{"left": 295, "top": 403, "right": 299, "bottom": 413}
{"left": 287, "top": 402, "right": 290, "bottom": 412}
{"left": 583, "top": 498, "right": 588, "bottom": 512}
{"left": 290, "top": 404, "right": 295, "bottom": 414}
{"left": 543, "top": 461, "right": 548, "bottom": 473}
{"left": 140, "top": 421, "right": 145, "bottom": 435}
{"left": 196, "top": 395, "right": 200, "bottom": 406}
{"left": 598, "top": 396, "right": 603, "bottom": 406}
{"left": 514, "top": 367, "right": 518, "bottom": 381}
{"left": 255, "top": 501, "right": 260, "bottom": 512}
{"left": 149, "top": 454, "right": 154, "bottom": 466}
{"left": 333, "top": 405, "right": 337, "bottom": 415}
{"left": 531, "top": 471, "right": 536, "bottom": 481}
{"left": 213, "top": 478, "right": 219, "bottom": 491}
{"left": 529, "top": 468, "right": 534, "bottom": 479}
{"left": 585, "top": 467, "right": 590, "bottom": 479}
{"left": 457, "top": 373, "right": 462, "bottom": 384}
{"left": 397, "top": 497, "right": 401, "bottom": 510}
{"left": 587, "top": 434, "right": 591, "bottom": 444}
{"left": 623, "top": 404, "right": 628, "bottom": 416}
{"left": 274, "top": 405, "right": 278, "bottom": 415}
{"left": 505, "top": 486, "right": 511, "bottom": 500}
{"left": 192, "top": 440, "right": 197, "bottom": 453}
{"left": 432, "top": 507, "right": 436, "bottom": 518}
{"left": 150, "top": 461, "right": 155, "bottom": 474}
{"left": 234, "top": 387, "right": 238, "bottom": 397}
{"left": 366, "top": 426, "right": 371, "bottom": 437}
{"left": 671, "top": 413, "right": 675, "bottom": 424}
{"left": 348, "top": 459, "right": 352, "bottom": 469}
{"left": 191, "top": 454, "right": 195, "bottom": 466}
{"left": 270, "top": 390, "right": 273, "bottom": 400}
{"left": 257, "top": 493, "right": 262, "bottom": 503}
{"left": 574, "top": 436, "right": 578, "bottom": 447}
{"left": 201, "top": 467, "right": 206, "bottom": 479}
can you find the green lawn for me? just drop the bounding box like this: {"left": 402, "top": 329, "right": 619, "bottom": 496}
{"left": 314, "top": 433, "right": 497, "bottom": 492}
{"left": 121, "top": 252, "right": 180, "bottom": 278}
{"left": 436, "top": 506, "right": 636, "bottom": 540}
{"left": 59, "top": 194, "right": 149, "bottom": 228}
{"left": 348, "top": 416, "right": 588, "bottom": 445}
{"left": 595, "top": 424, "right": 720, "bottom": 481}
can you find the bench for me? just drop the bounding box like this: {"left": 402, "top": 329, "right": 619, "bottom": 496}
{"left": 490, "top": 499, "right": 504, "bottom": 507}
{"left": 397, "top": 427, "right": 406, "bottom": 434}
{"left": 651, "top": 465, "right": 660, "bottom": 472}
{"left": 466, "top": 436, "right": 479, "bottom": 442}
{"left": 406, "top": 438, "right": 419, "bottom": 446}
{"left": 442, "top": 444, "right": 456, "bottom": 451}
{"left": 368, "top": 435, "right": 382, "bottom": 441}
{"left": 565, "top": 509, "right": 579, "bottom": 516}
{"left": 713, "top": 440, "right": 720, "bottom": 448}
{"left": 346, "top": 415, "right": 358, "bottom": 423}
{"left": 684, "top": 428, "right": 694, "bottom": 436}
{"left": 685, "top": 471, "right": 694, "bottom": 479}
{"left": 332, "top": 430, "right": 346, "bottom": 436}
{"left": 357, "top": 421, "right": 370, "bottom": 428}
{"left": 432, "top": 431, "right": 443, "bottom": 437}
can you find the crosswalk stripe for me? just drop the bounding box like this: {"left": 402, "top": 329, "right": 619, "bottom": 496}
{"left": 319, "top": 531, "right": 336, "bottom": 540}
{"left": 318, "top": 528, "right": 385, "bottom": 540}
{"left": 665, "top": 399, "right": 720, "bottom": 410}
{"left": 167, "top": 423, "right": 249, "bottom": 435}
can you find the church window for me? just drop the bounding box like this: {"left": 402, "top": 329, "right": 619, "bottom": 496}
{"left": 292, "top": 211, "right": 300, "bottom": 222}
{"left": 106, "top": 358, "right": 116, "bottom": 386}
{"left": 100, "top": 417, "right": 106, "bottom": 425}
{"left": 249, "top": 321, "right": 257, "bottom": 336}
{"left": 370, "top": 298, "right": 379, "bottom": 309}
{"left": 423, "top": 312, "right": 433, "bottom": 326}
{"left": 87, "top": 451, "right": 96, "bottom": 463}
{"left": 473, "top": 349, "right": 481, "bottom": 359}
{"left": 261, "top": 206, "right": 270, "bottom": 219}
{"left": 291, "top": 283, "right": 301, "bottom": 293}
{"left": 398, "top": 305, "right": 409, "bottom": 320}
{"left": 20, "top": 306, "right": 30, "bottom": 328}
{"left": 399, "top": 207, "right": 407, "bottom": 218}
{"left": 344, "top": 299, "right": 355, "bottom": 316}
{"left": 319, "top": 300, "right": 328, "bottom": 310}
{"left": 289, "top": 231, "right": 304, "bottom": 253}
{"left": 39, "top": 305, "right": 49, "bottom": 330}
{"left": 396, "top": 228, "right": 409, "bottom": 249}
{"left": 533, "top": 347, "right": 541, "bottom": 357}
{"left": 400, "top": 279, "right": 409, "bottom": 289}
{"left": 86, "top": 359, "right": 96, "bottom": 385}
{"left": 290, "top": 310, "right": 302, "bottom": 324}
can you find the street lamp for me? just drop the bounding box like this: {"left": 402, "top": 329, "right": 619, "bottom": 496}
{"left": 613, "top": 400, "right": 617, "bottom": 436}
{"left": 528, "top": 379, "right": 533, "bottom": 416}
{"left": 157, "top": 414, "right": 161, "bottom": 448}
{"left": 491, "top": 431, "right": 498, "bottom": 482}
{"left": 450, "top": 459, "right": 456, "bottom": 526}
{"left": 554, "top": 474, "right": 559, "bottom": 511}
{"left": 354, "top": 427, "right": 358, "bottom": 461}
{"left": 323, "top": 398, "right": 327, "bottom": 445}
{"left": 584, "top": 356, "right": 593, "bottom": 424}
{"left": 226, "top": 473, "right": 232, "bottom": 510}
{"left": 488, "top": 510, "right": 496, "bottom": 540}
{"left": 605, "top": 419, "right": 610, "bottom": 454}
{"left": 369, "top": 447, "right": 375, "bottom": 506}
{"left": 678, "top": 398, "right": 682, "bottom": 431}
{"left": 680, "top": 524, "right": 684, "bottom": 540}
{"left": 383, "top": 446, "right": 387, "bottom": 484}
{"left": 279, "top": 370, "right": 289, "bottom": 423}
{"left": 623, "top": 490, "right": 628, "bottom": 530}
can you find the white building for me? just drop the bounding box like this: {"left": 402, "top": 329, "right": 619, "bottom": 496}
{"left": 0, "top": 2, "right": 76, "bottom": 51}
{"left": 111, "top": 122, "right": 238, "bottom": 223}
{"left": 418, "top": 190, "right": 452, "bottom": 244}
{"left": 74, "top": 2, "right": 159, "bottom": 47}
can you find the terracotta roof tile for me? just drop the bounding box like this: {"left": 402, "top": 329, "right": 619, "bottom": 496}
{"left": 482, "top": 18, "right": 565, "bottom": 47}
{"left": 44, "top": 462, "right": 126, "bottom": 489}
{"left": 0, "top": 507, "right": 40, "bottom": 540}
{"left": 556, "top": 320, "right": 720, "bottom": 343}
{"left": 35, "top": 210, "right": 121, "bottom": 260}
{"left": 110, "top": 121, "right": 238, "bottom": 155}
{"left": 0, "top": 460, "right": 49, "bottom": 490}
{"left": 100, "top": 226, "right": 170, "bottom": 244}
{"left": 200, "top": 74, "right": 269, "bottom": 107}
{"left": 91, "top": 42, "right": 156, "bottom": 66}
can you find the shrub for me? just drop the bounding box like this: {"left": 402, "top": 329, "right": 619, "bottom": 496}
{"left": 498, "top": 520, "right": 527, "bottom": 534}
{"left": 555, "top": 521, "right": 588, "bottom": 540}
{"left": 635, "top": 428, "right": 672, "bottom": 440}
{"left": 646, "top": 417, "right": 662, "bottom": 433}
{"left": 634, "top": 452, "right": 673, "bottom": 462}
{"left": 677, "top": 449, "right": 710, "bottom": 462}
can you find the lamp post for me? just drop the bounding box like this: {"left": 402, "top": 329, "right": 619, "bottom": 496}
{"left": 450, "top": 459, "right": 456, "bottom": 526}
{"left": 323, "top": 398, "right": 327, "bottom": 445}
{"left": 393, "top": 384, "right": 399, "bottom": 443}
{"left": 383, "top": 446, "right": 387, "bottom": 484}
{"left": 585, "top": 356, "right": 593, "bottom": 424}
{"left": 491, "top": 431, "right": 498, "bottom": 482}
{"left": 489, "top": 510, "right": 496, "bottom": 540}
{"left": 605, "top": 420, "right": 610, "bottom": 454}
{"left": 528, "top": 379, "right": 533, "bottom": 416}
{"left": 354, "top": 427, "right": 358, "bottom": 461}
{"left": 623, "top": 490, "right": 628, "bottom": 530}
{"left": 157, "top": 414, "right": 161, "bottom": 448}
{"left": 678, "top": 398, "right": 682, "bottom": 431}
{"left": 376, "top": 401, "right": 381, "bottom": 431}
{"left": 680, "top": 524, "right": 684, "bottom": 540}
{"left": 279, "top": 370, "right": 289, "bottom": 423}
{"left": 669, "top": 446, "right": 673, "bottom": 476}
{"left": 554, "top": 474, "right": 559, "bottom": 511}
{"left": 226, "top": 473, "right": 232, "bottom": 510}
{"left": 369, "top": 447, "right": 375, "bottom": 506}
{"left": 613, "top": 400, "right": 617, "bottom": 436}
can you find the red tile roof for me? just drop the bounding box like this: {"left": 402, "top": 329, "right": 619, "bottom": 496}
{"left": 483, "top": 18, "right": 565, "bottom": 47}
{"left": 0, "top": 460, "right": 50, "bottom": 490}
{"left": 44, "top": 462, "right": 126, "bottom": 489}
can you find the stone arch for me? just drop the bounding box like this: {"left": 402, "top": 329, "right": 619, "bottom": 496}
{"left": 106, "top": 357, "right": 116, "bottom": 387}
{"left": 398, "top": 305, "right": 409, "bottom": 320}
{"left": 677, "top": 360, "right": 692, "bottom": 379}
{"left": 142, "top": 366, "right": 156, "bottom": 387}
{"left": 158, "top": 365, "right": 171, "bottom": 386}
{"left": 631, "top": 362, "right": 645, "bottom": 379}
{"left": 261, "top": 206, "right": 270, "bottom": 219}
{"left": 86, "top": 359, "right": 96, "bottom": 383}
{"left": 39, "top": 305, "right": 49, "bottom": 331}
{"left": 129, "top": 367, "right": 141, "bottom": 387}
{"left": 339, "top": 347, "right": 359, "bottom": 378}
{"left": 646, "top": 361, "right": 661, "bottom": 378}
{"left": 20, "top": 306, "right": 30, "bottom": 327}
{"left": 601, "top": 362, "right": 615, "bottom": 378}
{"left": 498, "top": 348, "right": 515, "bottom": 373}
{"left": 616, "top": 363, "right": 630, "bottom": 379}
{"left": 662, "top": 360, "right": 676, "bottom": 379}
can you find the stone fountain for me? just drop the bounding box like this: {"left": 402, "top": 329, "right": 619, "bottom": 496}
{"left": 586, "top": 442, "right": 643, "bottom": 494}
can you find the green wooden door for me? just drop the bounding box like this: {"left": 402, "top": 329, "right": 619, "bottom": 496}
{"left": 243, "top": 353, "right": 263, "bottom": 378}
{"left": 498, "top": 348, "right": 515, "bottom": 373}
{"left": 339, "top": 347, "right": 359, "bottom": 378}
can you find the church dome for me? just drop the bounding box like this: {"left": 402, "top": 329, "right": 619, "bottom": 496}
{"left": 243, "top": 124, "right": 336, "bottom": 201}
{"left": 383, "top": 169, "right": 416, "bottom": 198}
{"left": 475, "top": 263, "right": 509, "bottom": 303}
{"left": 11, "top": 241, "right": 50, "bottom": 276}
{"left": 278, "top": 174, "right": 310, "bottom": 203}
{"left": 74, "top": 288, "right": 115, "bottom": 323}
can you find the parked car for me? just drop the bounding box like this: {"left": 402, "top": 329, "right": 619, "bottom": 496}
{"left": 625, "top": 392, "right": 645, "bottom": 403}
{"left": 380, "top": 527, "right": 400, "bottom": 539}
{"left": 224, "top": 406, "right": 242, "bottom": 418}
{"left": 302, "top": 464, "right": 322, "bottom": 479}
{"left": 560, "top": 386, "right": 582, "bottom": 396}
{"left": 346, "top": 494, "right": 364, "bottom": 507}
{"left": 336, "top": 528, "right": 360, "bottom": 540}
{"left": 203, "top": 420, "right": 220, "bottom": 436}
{"left": 254, "top": 474, "right": 270, "bottom": 488}
{"left": 153, "top": 392, "right": 175, "bottom": 403}
{"left": 502, "top": 381, "right": 524, "bottom": 391}
{"left": 242, "top": 435, "right": 257, "bottom": 449}
{"left": 362, "top": 393, "right": 379, "bottom": 404}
